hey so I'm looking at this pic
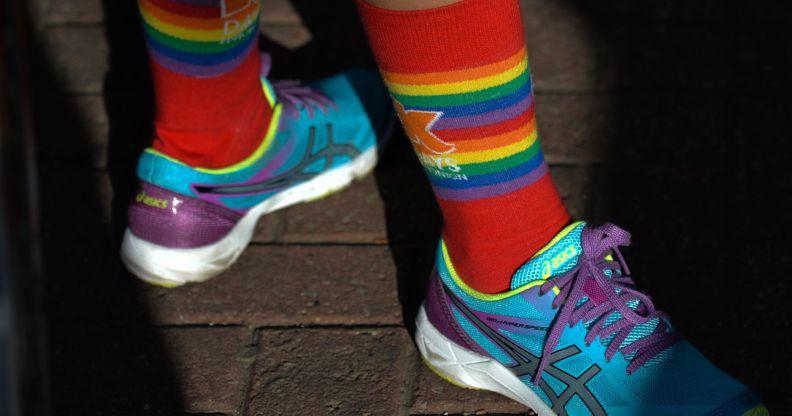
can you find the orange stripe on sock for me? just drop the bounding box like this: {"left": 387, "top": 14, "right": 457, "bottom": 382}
{"left": 412, "top": 116, "right": 537, "bottom": 158}
{"left": 382, "top": 47, "right": 527, "bottom": 86}
{"left": 450, "top": 117, "right": 536, "bottom": 153}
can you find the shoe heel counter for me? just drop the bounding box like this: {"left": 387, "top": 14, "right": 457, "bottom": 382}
{"left": 127, "top": 182, "right": 241, "bottom": 249}
{"left": 424, "top": 269, "right": 479, "bottom": 351}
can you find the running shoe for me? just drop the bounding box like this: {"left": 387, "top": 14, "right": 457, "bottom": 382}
{"left": 416, "top": 221, "right": 768, "bottom": 416}
{"left": 121, "top": 56, "right": 393, "bottom": 287}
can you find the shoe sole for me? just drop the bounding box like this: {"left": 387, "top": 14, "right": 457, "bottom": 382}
{"left": 120, "top": 146, "right": 378, "bottom": 287}
{"left": 415, "top": 304, "right": 556, "bottom": 416}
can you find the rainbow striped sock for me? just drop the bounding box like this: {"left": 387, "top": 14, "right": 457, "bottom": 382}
{"left": 136, "top": 0, "right": 273, "bottom": 168}
{"left": 139, "top": 0, "right": 261, "bottom": 77}
{"left": 385, "top": 46, "right": 542, "bottom": 201}
{"left": 358, "top": 0, "right": 569, "bottom": 293}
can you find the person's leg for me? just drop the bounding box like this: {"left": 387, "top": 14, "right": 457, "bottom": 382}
{"left": 121, "top": 0, "right": 392, "bottom": 286}
{"left": 357, "top": 0, "right": 569, "bottom": 293}
{"left": 139, "top": 0, "right": 272, "bottom": 168}
{"left": 356, "top": 2, "right": 768, "bottom": 415}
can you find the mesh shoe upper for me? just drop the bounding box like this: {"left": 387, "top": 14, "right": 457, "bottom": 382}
{"left": 136, "top": 70, "right": 389, "bottom": 212}
{"left": 428, "top": 221, "right": 767, "bottom": 416}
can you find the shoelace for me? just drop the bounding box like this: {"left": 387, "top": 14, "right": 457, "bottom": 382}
{"left": 535, "top": 223, "right": 681, "bottom": 384}
{"left": 259, "top": 53, "right": 336, "bottom": 119}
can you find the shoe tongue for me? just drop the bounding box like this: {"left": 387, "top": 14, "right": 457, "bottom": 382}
{"left": 510, "top": 221, "right": 587, "bottom": 290}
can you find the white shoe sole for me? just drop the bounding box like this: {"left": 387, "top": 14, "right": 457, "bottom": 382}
{"left": 120, "top": 146, "right": 378, "bottom": 287}
{"left": 414, "top": 305, "right": 556, "bottom": 416}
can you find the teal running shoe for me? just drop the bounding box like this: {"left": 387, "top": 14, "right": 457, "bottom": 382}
{"left": 417, "top": 221, "right": 769, "bottom": 416}
{"left": 121, "top": 56, "right": 392, "bottom": 287}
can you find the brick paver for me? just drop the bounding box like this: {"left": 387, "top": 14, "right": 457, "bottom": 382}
{"left": 408, "top": 353, "right": 530, "bottom": 415}
{"left": 31, "top": 0, "right": 790, "bottom": 414}
{"left": 141, "top": 245, "right": 403, "bottom": 326}
{"left": 245, "top": 328, "right": 410, "bottom": 416}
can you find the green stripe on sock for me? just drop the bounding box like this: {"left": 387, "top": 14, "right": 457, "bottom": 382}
{"left": 461, "top": 139, "right": 541, "bottom": 176}
{"left": 424, "top": 139, "right": 541, "bottom": 180}
{"left": 390, "top": 71, "right": 530, "bottom": 108}
{"left": 142, "top": 18, "right": 250, "bottom": 54}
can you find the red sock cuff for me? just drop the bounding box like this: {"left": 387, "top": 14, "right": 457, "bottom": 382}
{"left": 356, "top": 0, "right": 525, "bottom": 73}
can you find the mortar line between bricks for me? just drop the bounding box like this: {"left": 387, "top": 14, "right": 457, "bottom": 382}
{"left": 247, "top": 241, "right": 390, "bottom": 248}
{"left": 79, "top": 323, "right": 254, "bottom": 330}
{"left": 235, "top": 327, "right": 260, "bottom": 416}
{"left": 179, "top": 413, "right": 233, "bottom": 416}
{"left": 399, "top": 338, "right": 420, "bottom": 416}
{"left": 252, "top": 323, "right": 406, "bottom": 331}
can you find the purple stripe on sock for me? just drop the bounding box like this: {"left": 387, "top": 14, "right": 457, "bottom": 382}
{"left": 433, "top": 94, "right": 532, "bottom": 130}
{"left": 147, "top": 41, "right": 253, "bottom": 77}
{"left": 433, "top": 163, "right": 549, "bottom": 201}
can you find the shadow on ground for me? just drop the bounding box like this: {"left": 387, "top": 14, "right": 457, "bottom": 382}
{"left": 268, "top": 1, "right": 792, "bottom": 411}
{"left": 566, "top": 1, "right": 792, "bottom": 412}
{"left": 32, "top": 1, "right": 185, "bottom": 413}
{"left": 32, "top": 0, "right": 791, "bottom": 413}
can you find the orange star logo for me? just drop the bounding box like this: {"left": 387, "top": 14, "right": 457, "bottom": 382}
{"left": 394, "top": 100, "right": 456, "bottom": 155}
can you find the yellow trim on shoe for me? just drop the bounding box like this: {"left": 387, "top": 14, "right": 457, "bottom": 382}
{"left": 530, "top": 221, "right": 586, "bottom": 258}
{"left": 743, "top": 405, "right": 770, "bottom": 416}
{"left": 421, "top": 357, "right": 481, "bottom": 391}
{"left": 440, "top": 221, "right": 584, "bottom": 301}
{"left": 144, "top": 102, "right": 283, "bottom": 174}
{"left": 261, "top": 78, "right": 277, "bottom": 107}
{"left": 440, "top": 241, "right": 557, "bottom": 301}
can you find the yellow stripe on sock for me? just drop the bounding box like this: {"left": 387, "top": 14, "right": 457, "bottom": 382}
{"left": 450, "top": 129, "right": 537, "bottom": 165}
{"left": 384, "top": 56, "right": 528, "bottom": 97}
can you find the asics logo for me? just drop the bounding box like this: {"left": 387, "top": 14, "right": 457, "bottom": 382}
{"left": 194, "top": 124, "right": 360, "bottom": 196}
{"left": 136, "top": 191, "right": 168, "bottom": 209}
{"left": 443, "top": 283, "right": 606, "bottom": 416}
{"left": 541, "top": 244, "right": 578, "bottom": 279}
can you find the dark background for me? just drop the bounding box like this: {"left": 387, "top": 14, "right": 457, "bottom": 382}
{"left": 20, "top": 0, "right": 792, "bottom": 414}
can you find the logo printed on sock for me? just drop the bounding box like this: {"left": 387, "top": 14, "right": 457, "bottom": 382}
{"left": 394, "top": 100, "right": 468, "bottom": 180}
{"left": 221, "top": 0, "right": 259, "bottom": 41}
{"left": 394, "top": 101, "right": 456, "bottom": 155}
{"left": 381, "top": 46, "right": 553, "bottom": 201}
{"left": 140, "top": 0, "right": 261, "bottom": 77}
{"left": 221, "top": 0, "right": 258, "bottom": 18}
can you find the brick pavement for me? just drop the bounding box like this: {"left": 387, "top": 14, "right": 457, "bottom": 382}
{"left": 30, "top": 0, "right": 791, "bottom": 415}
